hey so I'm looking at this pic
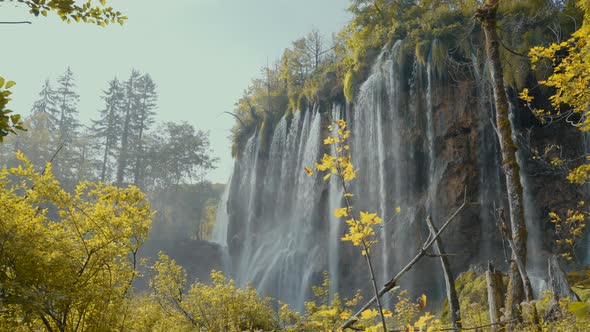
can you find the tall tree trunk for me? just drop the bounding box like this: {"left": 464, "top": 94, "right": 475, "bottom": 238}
{"left": 486, "top": 262, "right": 505, "bottom": 332}
{"left": 117, "top": 101, "right": 132, "bottom": 187}
{"left": 101, "top": 135, "right": 110, "bottom": 183}
{"left": 133, "top": 92, "right": 146, "bottom": 188}
{"left": 476, "top": 0, "right": 528, "bottom": 319}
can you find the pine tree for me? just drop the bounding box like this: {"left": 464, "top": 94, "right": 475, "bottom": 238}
{"left": 91, "top": 78, "right": 125, "bottom": 183}
{"left": 31, "top": 79, "right": 58, "bottom": 130}
{"left": 55, "top": 67, "right": 80, "bottom": 141}
{"left": 52, "top": 67, "right": 81, "bottom": 186}
{"left": 25, "top": 79, "right": 59, "bottom": 168}
{"left": 132, "top": 73, "right": 157, "bottom": 188}
{"left": 116, "top": 70, "right": 141, "bottom": 186}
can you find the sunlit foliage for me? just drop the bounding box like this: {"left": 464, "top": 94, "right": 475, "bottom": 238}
{"left": 0, "top": 153, "right": 153, "bottom": 331}
{"left": 549, "top": 203, "right": 588, "bottom": 261}
{"left": 5, "top": 0, "right": 127, "bottom": 26}
{"left": 518, "top": 0, "right": 590, "bottom": 262}
{"left": 230, "top": 0, "right": 579, "bottom": 157}
{"left": 0, "top": 78, "right": 24, "bottom": 142}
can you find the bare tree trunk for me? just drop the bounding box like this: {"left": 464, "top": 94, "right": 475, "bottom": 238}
{"left": 486, "top": 262, "right": 505, "bottom": 332}
{"left": 476, "top": 0, "right": 528, "bottom": 320}
{"left": 545, "top": 255, "right": 580, "bottom": 321}
{"left": 425, "top": 216, "right": 461, "bottom": 330}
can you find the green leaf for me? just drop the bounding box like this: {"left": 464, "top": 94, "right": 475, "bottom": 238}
{"left": 568, "top": 302, "right": 590, "bottom": 320}
{"left": 0, "top": 77, "right": 4, "bottom": 88}
{"left": 10, "top": 114, "right": 21, "bottom": 124}
{"left": 5, "top": 81, "right": 16, "bottom": 89}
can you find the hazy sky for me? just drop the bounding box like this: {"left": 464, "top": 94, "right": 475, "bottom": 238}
{"left": 1, "top": 0, "right": 351, "bottom": 183}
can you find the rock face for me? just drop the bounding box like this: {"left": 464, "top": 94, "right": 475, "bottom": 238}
{"left": 216, "top": 43, "right": 587, "bottom": 309}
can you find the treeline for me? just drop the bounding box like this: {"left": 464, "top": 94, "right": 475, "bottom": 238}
{"left": 230, "top": 0, "right": 582, "bottom": 156}
{"left": 0, "top": 68, "right": 217, "bottom": 192}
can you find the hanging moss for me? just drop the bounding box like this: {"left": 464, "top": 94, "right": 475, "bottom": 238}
{"left": 431, "top": 38, "right": 449, "bottom": 78}
{"left": 415, "top": 39, "right": 431, "bottom": 66}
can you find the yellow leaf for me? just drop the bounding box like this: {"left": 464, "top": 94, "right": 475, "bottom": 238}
{"left": 304, "top": 166, "right": 313, "bottom": 176}
{"left": 334, "top": 207, "right": 349, "bottom": 218}
{"left": 360, "top": 308, "right": 378, "bottom": 320}
{"left": 416, "top": 294, "right": 427, "bottom": 311}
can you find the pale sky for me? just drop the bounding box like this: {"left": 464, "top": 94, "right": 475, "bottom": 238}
{"left": 1, "top": 0, "right": 351, "bottom": 183}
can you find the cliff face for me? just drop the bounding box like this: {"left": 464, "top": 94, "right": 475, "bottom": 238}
{"left": 214, "top": 42, "right": 587, "bottom": 309}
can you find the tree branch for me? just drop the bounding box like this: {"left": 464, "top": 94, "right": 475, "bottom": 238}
{"left": 339, "top": 188, "right": 470, "bottom": 330}
{"left": 0, "top": 21, "right": 32, "bottom": 24}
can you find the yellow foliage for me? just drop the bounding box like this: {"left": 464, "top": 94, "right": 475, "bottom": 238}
{"left": 549, "top": 202, "right": 588, "bottom": 261}
{"left": 0, "top": 152, "right": 153, "bottom": 331}
{"left": 334, "top": 207, "right": 349, "bottom": 218}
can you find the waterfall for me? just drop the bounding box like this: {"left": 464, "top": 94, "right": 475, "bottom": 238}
{"left": 426, "top": 61, "right": 436, "bottom": 202}
{"left": 352, "top": 42, "right": 399, "bottom": 285}
{"left": 215, "top": 38, "right": 563, "bottom": 308}
{"left": 224, "top": 108, "right": 323, "bottom": 309}
{"left": 236, "top": 133, "right": 261, "bottom": 284}
{"left": 212, "top": 173, "right": 232, "bottom": 247}
{"left": 211, "top": 173, "right": 233, "bottom": 275}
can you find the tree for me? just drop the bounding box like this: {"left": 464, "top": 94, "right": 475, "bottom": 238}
{"left": 31, "top": 79, "right": 58, "bottom": 128}
{"left": 0, "top": 153, "right": 153, "bottom": 331}
{"left": 145, "top": 122, "right": 217, "bottom": 190}
{"left": 0, "top": 0, "right": 127, "bottom": 143}
{"left": 91, "top": 78, "right": 124, "bottom": 183}
{"left": 116, "top": 70, "right": 141, "bottom": 186}
{"left": 55, "top": 67, "right": 80, "bottom": 141}
{"left": 0, "top": 0, "right": 127, "bottom": 26}
{"left": 522, "top": 0, "right": 590, "bottom": 185}
{"left": 132, "top": 74, "right": 157, "bottom": 188}
{"left": 476, "top": 0, "right": 530, "bottom": 319}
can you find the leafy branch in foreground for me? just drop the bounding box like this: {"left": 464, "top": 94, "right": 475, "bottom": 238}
{"left": 0, "top": 77, "right": 25, "bottom": 142}
{"left": 308, "top": 119, "right": 396, "bottom": 332}
{"left": 2, "top": 0, "right": 127, "bottom": 26}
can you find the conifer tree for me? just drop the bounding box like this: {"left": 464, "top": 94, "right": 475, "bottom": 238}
{"left": 132, "top": 73, "right": 157, "bottom": 188}
{"left": 52, "top": 67, "right": 81, "bottom": 186}
{"left": 55, "top": 67, "right": 80, "bottom": 141}
{"left": 117, "top": 70, "right": 141, "bottom": 186}
{"left": 31, "top": 79, "right": 58, "bottom": 129}
{"left": 91, "top": 78, "right": 125, "bottom": 183}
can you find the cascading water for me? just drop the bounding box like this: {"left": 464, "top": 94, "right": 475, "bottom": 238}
{"left": 224, "top": 108, "right": 324, "bottom": 309}
{"left": 352, "top": 45, "right": 390, "bottom": 286}
{"left": 328, "top": 104, "right": 344, "bottom": 298}
{"left": 216, "top": 39, "right": 575, "bottom": 308}
{"left": 212, "top": 174, "right": 232, "bottom": 247}
{"left": 211, "top": 173, "right": 233, "bottom": 274}
{"left": 236, "top": 133, "right": 261, "bottom": 284}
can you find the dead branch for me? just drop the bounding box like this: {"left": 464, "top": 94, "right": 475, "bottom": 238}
{"left": 339, "top": 188, "right": 470, "bottom": 330}
{"left": 0, "top": 21, "right": 32, "bottom": 24}
{"left": 425, "top": 216, "right": 461, "bottom": 330}
{"left": 223, "top": 111, "right": 246, "bottom": 127}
